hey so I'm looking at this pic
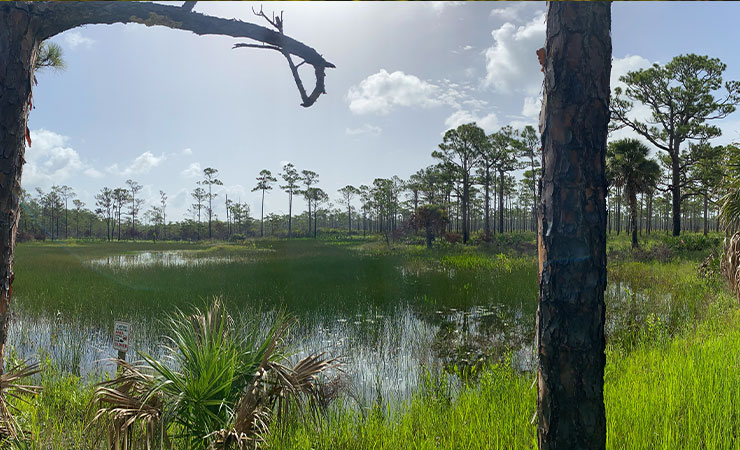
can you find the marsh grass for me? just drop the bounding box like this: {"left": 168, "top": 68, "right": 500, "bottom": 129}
{"left": 4, "top": 234, "right": 739, "bottom": 448}
{"left": 267, "top": 270, "right": 740, "bottom": 450}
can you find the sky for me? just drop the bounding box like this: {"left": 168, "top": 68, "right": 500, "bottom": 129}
{"left": 26, "top": 1, "right": 740, "bottom": 222}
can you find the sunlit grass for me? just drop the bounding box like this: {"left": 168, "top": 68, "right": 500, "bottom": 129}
{"left": 5, "top": 233, "right": 739, "bottom": 448}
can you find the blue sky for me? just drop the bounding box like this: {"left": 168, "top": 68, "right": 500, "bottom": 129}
{"left": 26, "top": 1, "right": 740, "bottom": 221}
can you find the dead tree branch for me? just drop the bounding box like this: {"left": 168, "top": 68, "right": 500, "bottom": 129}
{"left": 32, "top": 1, "right": 334, "bottom": 107}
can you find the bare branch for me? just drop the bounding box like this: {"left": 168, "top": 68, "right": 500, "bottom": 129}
{"left": 32, "top": 1, "right": 335, "bottom": 107}
{"left": 233, "top": 43, "right": 281, "bottom": 52}
{"left": 252, "top": 5, "right": 282, "bottom": 32}
{"left": 182, "top": 2, "right": 197, "bottom": 12}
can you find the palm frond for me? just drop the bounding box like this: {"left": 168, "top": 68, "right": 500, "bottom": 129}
{"left": 0, "top": 360, "right": 42, "bottom": 441}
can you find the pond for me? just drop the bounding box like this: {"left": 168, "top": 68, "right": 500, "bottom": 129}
{"left": 86, "top": 250, "right": 244, "bottom": 269}
{"left": 8, "top": 243, "right": 676, "bottom": 409}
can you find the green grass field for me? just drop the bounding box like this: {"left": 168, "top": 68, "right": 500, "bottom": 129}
{"left": 4, "top": 232, "right": 739, "bottom": 449}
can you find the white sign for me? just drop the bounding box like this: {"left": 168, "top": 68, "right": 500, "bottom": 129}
{"left": 113, "top": 321, "right": 130, "bottom": 353}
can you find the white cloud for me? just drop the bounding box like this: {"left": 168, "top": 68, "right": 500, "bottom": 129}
{"left": 484, "top": 13, "right": 546, "bottom": 95}
{"left": 24, "top": 129, "right": 100, "bottom": 187}
{"left": 444, "top": 110, "right": 499, "bottom": 134}
{"left": 84, "top": 167, "right": 104, "bottom": 178}
{"left": 106, "top": 151, "right": 166, "bottom": 177}
{"left": 508, "top": 118, "right": 537, "bottom": 130}
{"left": 611, "top": 54, "right": 652, "bottom": 92}
{"left": 489, "top": 3, "right": 534, "bottom": 21}
{"left": 222, "top": 184, "right": 248, "bottom": 199}
{"left": 181, "top": 148, "right": 193, "bottom": 156}
{"left": 522, "top": 96, "right": 541, "bottom": 118}
{"left": 181, "top": 162, "right": 202, "bottom": 178}
{"left": 608, "top": 55, "right": 656, "bottom": 143}
{"left": 346, "top": 124, "right": 382, "bottom": 136}
{"left": 428, "top": 1, "right": 465, "bottom": 14}
{"left": 347, "top": 70, "right": 444, "bottom": 115}
{"left": 63, "top": 31, "right": 94, "bottom": 49}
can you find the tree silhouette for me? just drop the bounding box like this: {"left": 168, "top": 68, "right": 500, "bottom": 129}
{"left": 338, "top": 185, "right": 361, "bottom": 235}
{"left": 433, "top": 123, "right": 486, "bottom": 243}
{"left": 191, "top": 186, "right": 207, "bottom": 241}
{"left": 280, "top": 163, "right": 301, "bottom": 239}
{"left": 301, "top": 170, "right": 319, "bottom": 237}
{"left": 252, "top": 169, "right": 277, "bottom": 237}
{"left": 125, "top": 179, "right": 143, "bottom": 235}
{"left": 202, "top": 168, "right": 223, "bottom": 240}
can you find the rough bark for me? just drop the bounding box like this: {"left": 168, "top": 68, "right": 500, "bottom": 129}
{"left": 0, "top": 3, "right": 40, "bottom": 374}
{"left": 537, "top": 2, "right": 610, "bottom": 449}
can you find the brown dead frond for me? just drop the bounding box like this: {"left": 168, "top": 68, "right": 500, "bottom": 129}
{"left": 89, "top": 359, "right": 166, "bottom": 450}
{"left": 722, "top": 233, "right": 740, "bottom": 300}
{"left": 0, "top": 360, "right": 42, "bottom": 441}
{"left": 208, "top": 352, "right": 343, "bottom": 449}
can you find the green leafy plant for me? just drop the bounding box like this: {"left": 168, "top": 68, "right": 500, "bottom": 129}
{"left": 91, "top": 299, "right": 341, "bottom": 449}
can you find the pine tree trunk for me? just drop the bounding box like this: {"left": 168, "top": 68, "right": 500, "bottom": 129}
{"left": 0, "top": 5, "right": 40, "bottom": 375}
{"left": 629, "top": 188, "right": 638, "bottom": 249}
{"left": 671, "top": 153, "right": 681, "bottom": 236}
{"left": 462, "top": 174, "right": 469, "bottom": 243}
{"left": 537, "top": 3, "right": 610, "bottom": 449}
{"left": 616, "top": 187, "right": 621, "bottom": 235}
{"left": 484, "top": 167, "right": 491, "bottom": 242}
{"left": 288, "top": 192, "right": 293, "bottom": 238}
{"left": 499, "top": 169, "right": 505, "bottom": 234}
{"left": 703, "top": 192, "right": 708, "bottom": 236}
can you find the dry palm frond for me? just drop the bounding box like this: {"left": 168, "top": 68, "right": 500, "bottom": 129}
{"left": 209, "top": 352, "right": 343, "bottom": 449}
{"left": 722, "top": 233, "right": 740, "bottom": 300}
{"left": 89, "top": 359, "right": 166, "bottom": 450}
{"left": 92, "top": 300, "right": 345, "bottom": 449}
{"left": 0, "top": 360, "right": 42, "bottom": 441}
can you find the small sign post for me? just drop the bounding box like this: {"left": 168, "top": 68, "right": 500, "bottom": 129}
{"left": 113, "top": 321, "right": 130, "bottom": 372}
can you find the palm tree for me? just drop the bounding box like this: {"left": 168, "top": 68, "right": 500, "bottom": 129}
{"left": 719, "top": 143, "right": 740, "bottom": 231}
{"left": 607, "top": 139, "right": 661, "bottom": 249}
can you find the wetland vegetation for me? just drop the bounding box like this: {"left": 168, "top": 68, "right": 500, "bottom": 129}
{"left": 4, "top": 231, "right": 737, "bottom": 449}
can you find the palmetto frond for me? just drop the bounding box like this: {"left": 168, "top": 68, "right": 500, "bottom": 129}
{"left": 0, "top": 360, "right": 42, "bottom": 441}
{"left": 89, "top": 359, "right": 166, "bottom": 450}
{"left": 92, "top": 298, "right": 343, "bottom": 449}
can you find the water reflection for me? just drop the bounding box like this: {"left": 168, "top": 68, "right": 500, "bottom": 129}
{"left": 8, "top": 272, "right": 670, "bottom": 408}
{"left": 87, "top": 251, "right": 241, "bottom": 270}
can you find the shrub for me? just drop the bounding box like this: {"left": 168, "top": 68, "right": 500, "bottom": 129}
{"left": 662, "top": 234, "right": 721, "bottom": 252}
{"left": 444, "top": 232, "right": 460, "bottom": 244}
{"left": 91, "top": 299, "right": 341, "bottom": 449}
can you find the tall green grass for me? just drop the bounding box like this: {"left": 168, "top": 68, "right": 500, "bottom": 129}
{"left": 6, "top": 234, "right": 739, "bottom": 448}
{"left": 267, "top": 292, "right": 740, "bottom": 450}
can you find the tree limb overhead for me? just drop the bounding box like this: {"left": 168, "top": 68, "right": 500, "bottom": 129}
{"left": 31, "top": 1, "right": 335, "bottom": 107}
